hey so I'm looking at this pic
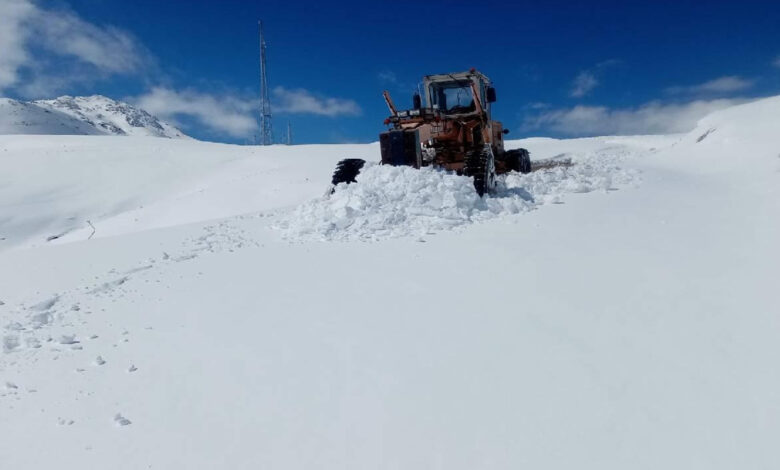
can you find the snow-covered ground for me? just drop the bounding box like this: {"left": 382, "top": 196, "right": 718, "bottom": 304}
{"left": 1, "top": 97, "right": 778, "bottom": 469}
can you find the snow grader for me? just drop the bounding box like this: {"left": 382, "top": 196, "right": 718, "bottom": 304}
{"left": 331, "top": 68, "right": 534, "bottom": 196}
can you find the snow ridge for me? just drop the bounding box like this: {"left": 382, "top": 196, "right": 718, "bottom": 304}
{"left": 0, "top": 95, "right": 188, "bottom": 138}
{"left": 0, "top": 98, "right": 105, "bottom": 136}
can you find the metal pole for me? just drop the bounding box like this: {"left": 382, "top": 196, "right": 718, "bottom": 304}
{"left": 259, "top": 20, "right": 273, "bottom": 145}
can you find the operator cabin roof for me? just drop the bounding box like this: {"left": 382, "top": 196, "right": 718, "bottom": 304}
{"left": 424, "top": 70, "right": 492, "bottom": 84}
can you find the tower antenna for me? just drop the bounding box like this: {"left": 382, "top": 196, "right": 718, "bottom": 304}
{"left": 259, "top": 20, "right": 273, "bottom": 145}
{"left": 286, "top": 121, "right": 292, "bottom": 145}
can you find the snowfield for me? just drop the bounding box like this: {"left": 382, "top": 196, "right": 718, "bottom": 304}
{"left": 1, "top": 97, "right": 779, "bottom": 469}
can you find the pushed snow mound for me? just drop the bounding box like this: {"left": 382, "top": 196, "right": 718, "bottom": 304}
{"left": 278, "top": 149, "right": 638, "bottom": 241}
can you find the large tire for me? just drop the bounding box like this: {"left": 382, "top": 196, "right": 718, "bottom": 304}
{"left": 505, "top": 148, "right": 532, "bottom": 174}
{"left": 463, "top": 147, "right": 497, "bottom": 197}
{"left": 331, "top": 158, "right": 365, "bottom": 186}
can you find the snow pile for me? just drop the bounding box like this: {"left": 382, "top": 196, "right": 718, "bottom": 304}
{"left": 278, "top": 148, "right": 638, "bottom": 241}
{"left": 278, "top": 164, "right": 509, "bottom": 241}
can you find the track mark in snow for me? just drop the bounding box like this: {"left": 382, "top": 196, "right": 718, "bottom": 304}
{"left": 3, "top": 335, "right": 20, "bottom": 352}
{"left": 30, "top": 311, "right": 53, "bottom": 328}
{"left": 58, "top": 334, "right": 79, "bottom": 345}
{"left": 88, "top": 276, "right": 129, "bottom": 295}
{"left": 0, "top": 217, "right": 254, "bottom": 420}
{"left": 121, "top": 264, "right": 154, "bottom": 275}
{"left": 30, "top": 295, "right": 60, "bottom": 311}
{"left": 114, "top": 413, "right": 131, "bottom": 426}
{"left": 697, "top": 127, "right": 716, "bottom": 143}
{"left": 1, "top": 220, "right": 250, "bottom": 360}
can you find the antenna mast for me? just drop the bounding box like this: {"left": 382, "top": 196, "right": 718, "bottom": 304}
{"left": 286, "top": 121, "right": 292, "bottom": 145}
{"left": 259, "top": 20, "right": 273, "bottom": 145}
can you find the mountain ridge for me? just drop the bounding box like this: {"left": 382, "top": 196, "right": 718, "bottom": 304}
{"left": 0, "top": 95, "right": 188, "bottom": 138}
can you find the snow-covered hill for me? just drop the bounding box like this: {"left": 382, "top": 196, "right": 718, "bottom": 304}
{"left": 0, "top": 95, "right": 187, "bottom": 138}
{"left": 0, "top": 98, "right": 105, "bottom": 136}
{"left": 0, "top": 97, "right": 778, "bottom": 469}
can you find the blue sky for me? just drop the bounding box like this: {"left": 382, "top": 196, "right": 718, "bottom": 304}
{"left": 2, "top": 0, "right": 779, "bottom": 143}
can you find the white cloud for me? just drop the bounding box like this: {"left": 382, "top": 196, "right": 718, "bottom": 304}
{"left": 0, "top": 0, "right": 150, "bottom": 96}
{"left": 134, "top": 86, "right": 362, "bottom": 138}
{"left": 36, "top": 9, "right": 147, "bottom": 74}
{"left": 272, "top": 87, "right": 361, "bottom": 117}
{"left": 773, "top": 56, "right": 780, "bottom": 68}
{"left": 523, "top": 98, "right": 750, "bottom": 136}
{"left": 666, "top": 76, "right": 754, "bottom": 95}
{"left": 570, "top": 71, "right": 599, "bottom": 97}
{"left": 0, "top": 0, "right": 35, "bottom": 89}
{"left": 134, "top": 87, "right": 258, "bottom": 138}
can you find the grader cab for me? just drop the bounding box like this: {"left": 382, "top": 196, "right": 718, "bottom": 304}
{"left": 331, "top": 69, "right": 533, "bottom": 196}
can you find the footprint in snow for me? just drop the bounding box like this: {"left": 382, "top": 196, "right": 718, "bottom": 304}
{"left": 31, "top": 312, "right": 53, "bottom": 327}
{"left": 114, "top": 413, "right": 131, "bottom": 426}
{"left": 58, "top": 334, "right": 79, "bottom": 345}
{"left": 94, "top": 356, "right": 106, "bottom": 366}
{"left": 29, "top": 295, "right": 59, "bottom": 312}
{"left": 3, "top": 335, "right": 20, "bottom": 353}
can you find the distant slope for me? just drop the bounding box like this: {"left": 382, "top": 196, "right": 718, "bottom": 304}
{"left": 0, "top": 98, "right": 105, "bottom": 136}
{"left": 0, "top": 95, "right": 188, "bottom": 138}
{"left": 34, "top": 95, "right": 188, "bottom": 138}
